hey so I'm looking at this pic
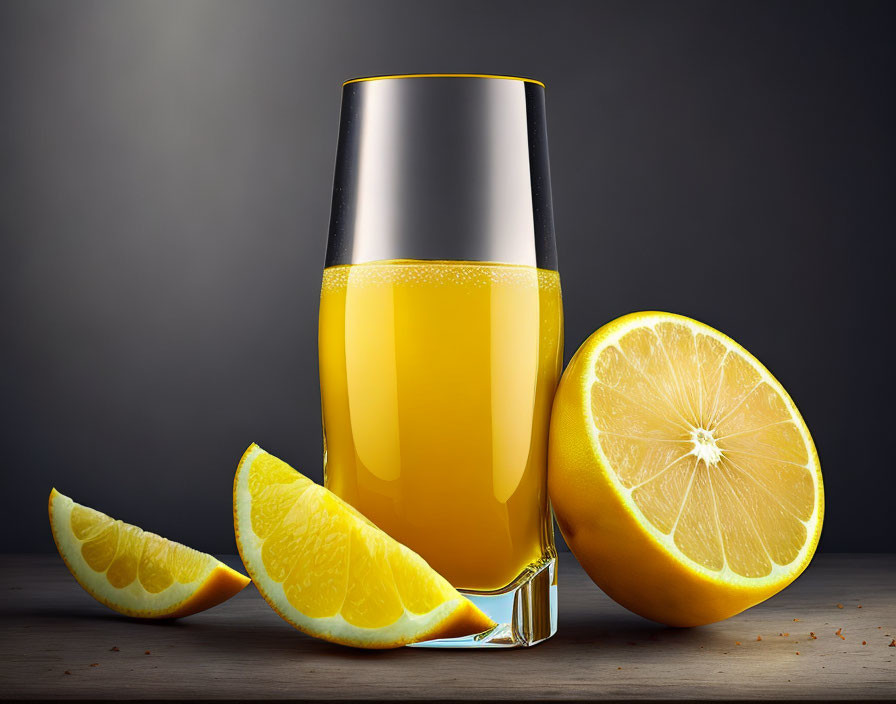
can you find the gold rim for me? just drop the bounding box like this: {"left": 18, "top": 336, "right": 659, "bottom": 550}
{"left": 343, "top": 73, "right": 545, "bottom": 88}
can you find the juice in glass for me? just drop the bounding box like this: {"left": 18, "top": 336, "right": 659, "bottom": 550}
{"left": 319, "top": 259, "right": 563, "bottom": 591}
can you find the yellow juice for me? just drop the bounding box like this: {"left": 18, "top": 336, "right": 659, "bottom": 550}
{"left": 319, "top": 260, "right": 563, "bottom": 591}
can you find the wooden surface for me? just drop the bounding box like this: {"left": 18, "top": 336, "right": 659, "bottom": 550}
{"left": 1, "top": 553, "right": 893, "bottom": 701}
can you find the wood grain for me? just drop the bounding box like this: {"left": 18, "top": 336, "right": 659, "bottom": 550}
{"left": 1, "top": 553, "right": 893, "bottom": 701}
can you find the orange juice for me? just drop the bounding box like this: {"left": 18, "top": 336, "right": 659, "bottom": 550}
{"left": 319, "top": 260, "right": 563, "bottom": 591}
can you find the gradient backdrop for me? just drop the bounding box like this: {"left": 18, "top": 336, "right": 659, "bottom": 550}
{"left": 2, "top": 0, "right": 893, "bottom": 554}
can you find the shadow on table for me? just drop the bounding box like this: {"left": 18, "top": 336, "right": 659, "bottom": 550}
{"left": 18, "top": 606, "right": 193, "bottom": 627}
{"left": 552, "top": 610, "right": 728, "bottom": 650}
{"left": 16, "top": 603, "right": 732, "bottom": 659}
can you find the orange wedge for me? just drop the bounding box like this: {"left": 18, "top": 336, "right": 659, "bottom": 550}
{"left": 49, "top": 489, "right": 250, "bottom": 618}
{"left": 233, "top": 444, "right": 494, "bottom": 648}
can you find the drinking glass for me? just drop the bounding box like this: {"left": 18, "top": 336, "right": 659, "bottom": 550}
{"left": 318, "top": 74, "right": 562, "bottom": 647}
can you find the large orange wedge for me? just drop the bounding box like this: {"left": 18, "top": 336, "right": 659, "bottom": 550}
{"left": 233, "top": 444, "right": 494, "bottom": 648}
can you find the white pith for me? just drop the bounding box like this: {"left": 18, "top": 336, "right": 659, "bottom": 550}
{"left": 689, "top": 428, "right": 722, "bottom": 466}
{"left": 50, "top": 491, "right": 218, "bottom": 614}
{"left": 234, "top": 444, "right": 470, "bottom": 646}
{"left": 582, "top": 313, "right": 822, "bottom": 587}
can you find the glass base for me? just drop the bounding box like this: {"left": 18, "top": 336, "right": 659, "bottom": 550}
{"left": 409, "top": 554, "right": 557, "bottom": 648}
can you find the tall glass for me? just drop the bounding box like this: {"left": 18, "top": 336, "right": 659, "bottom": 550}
{"left": 318, "top": 75, "right": 562, "bottom": 647}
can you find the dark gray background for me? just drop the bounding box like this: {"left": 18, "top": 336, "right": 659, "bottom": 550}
{"left": 2, "top": 0, "right": 893, "bottom": 554}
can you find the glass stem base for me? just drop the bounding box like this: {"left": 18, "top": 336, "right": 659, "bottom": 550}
{"left": 409, "top": 554, "right": 557, "bottom": 648}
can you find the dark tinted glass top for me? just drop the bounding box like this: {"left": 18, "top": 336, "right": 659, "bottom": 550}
{"left": 326, "top": 76, "right": 557, "bottom": 270}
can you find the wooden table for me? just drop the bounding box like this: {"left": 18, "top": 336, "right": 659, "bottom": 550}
{"left": 1, "top": 553, "right": 893, "bottom": 701}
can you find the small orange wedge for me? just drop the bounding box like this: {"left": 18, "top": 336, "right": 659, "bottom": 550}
{"left": 49, "top": 489, "right": 249, "bottom": 618}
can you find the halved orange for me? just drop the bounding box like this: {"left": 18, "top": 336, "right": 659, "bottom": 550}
{"left": 233, "top": 444, "right": 494, "bottom": 648}
{"left": 549, "top": 312, "right": 823, "bottom": 626}
{"left": 49, "top": 489, "right": 250, "bottom": 618}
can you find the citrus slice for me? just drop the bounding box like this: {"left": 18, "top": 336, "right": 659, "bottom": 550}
{"left": 49, "top": 489, "right": 250, "bottom": 618}
{"left": 548, "top": 312, "right": 823, "bottom": 626}
{"left": 233, "top": 444, "right": 494, "bottom": 648}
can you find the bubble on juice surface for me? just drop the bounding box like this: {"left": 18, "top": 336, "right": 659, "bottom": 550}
{"left": 321, "top": 260, "right": 559, "bottom": 294}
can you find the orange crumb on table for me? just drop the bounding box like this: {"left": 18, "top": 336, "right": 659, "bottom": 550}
{"left": 837, "top": 603, "right": 844, "bottom": 609}
{"left": 64, "top": 671, "right": 71, "bottom": 675}
{"left": 617, "top": 667, "right": 622, "bottom": 670}
{"left": 735, "top": 641, "right": 741, "bottom": 645}
{"left": 835, "top": 628, "right": 845, "bottom": 640}
{"left": 795, "top": 651, "right": 800, "bottom": 655}
{"left": 889, "top": 640, "right": 895, "bottom": 647}
{"left": 862, "top": 641, "right": 867, "bottom": 645}
{"left": 779, "top": 632, "right": 790, "bottom": 637}
{"left": 144, "top": 650, "right": 151, "bottom": 655}
{"left": 810, "top": 632, "right": 817, "bottom": 639}
{"left": 110, "top": 646, "right": 119, "bottom": 652}
{"left": 793, "top": 618, "right": 800, "bottom": 622}
{"left": 857, "top": 605, "right": 862, "bottom": 608}
{"left": 756, "top": 635, "right": 762, "bottom": 641}
{"left": 89, "top": 663, "right": 98, "bottom": 667}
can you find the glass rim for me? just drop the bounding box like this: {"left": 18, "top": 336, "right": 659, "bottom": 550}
{"left": 342, "top": 73, "right": 545, "bottom": 88}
